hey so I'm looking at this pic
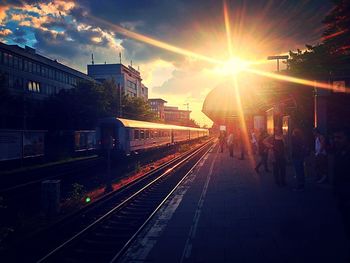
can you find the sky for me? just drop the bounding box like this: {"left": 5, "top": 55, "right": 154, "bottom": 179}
{"left": 0, "top": 0, "right": 333, "bottom": 126}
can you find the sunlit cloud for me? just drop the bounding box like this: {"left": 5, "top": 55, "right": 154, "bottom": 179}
{"left": 0, "top": 28, "right": 11, "bottom": 37}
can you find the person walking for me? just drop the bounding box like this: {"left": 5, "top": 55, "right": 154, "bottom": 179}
{"left": 227, "top": 132, "right": 234, "bottom": 158}
{"left": 313, "top": 128, "right": 328, "bottom": 183}
{"left": 291, "top": 128, "right": 307, "bottom": 191}
{"left": 264, "top": 128, "right": 286, "bottom": 186}
{"left": 255, "top": 130, "right": 269, "bottom": 173}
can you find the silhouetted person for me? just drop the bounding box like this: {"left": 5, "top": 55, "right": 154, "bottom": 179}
{"left": 291, "top": 128, "right": 307, "bottom": 191}
{"left": 264, "top": 128, "right": 286, "bottom": 186}
{"left": 333, "top": 127, "right": 350, "bottom": 238}
{"left": 238, "top": 129, "right": 245, "bottom": 160}
{"left": 251, "top": 130, "right": 258, "bottom": 155}
{"left": 219, "top": 131, "right": 226, "bottom": 153}
{"left": 227, "top": 132, "right": 234, "bottom": 158}
{"left": 313, "top": 128, "right": 328, "bottom": 183}
{"left": 255, "top": 130, "right": 269, "bottom": 173}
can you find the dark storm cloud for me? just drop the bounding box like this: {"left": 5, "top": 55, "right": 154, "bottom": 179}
{"left": 33, "top": 28, "right": 86, "bottom": 58}
{"left": 12, "top": 27, "right": 27, "bottom": 44}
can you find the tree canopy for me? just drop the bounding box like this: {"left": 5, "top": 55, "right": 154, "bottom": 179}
{"left": 41, "top": 80, "right": 155, "bottom": 130}
{"left": 322, "top": 0, "right": 350, "bottom": 56}
{"left": 286, "top": 0, "right": 350, "bottom": 77}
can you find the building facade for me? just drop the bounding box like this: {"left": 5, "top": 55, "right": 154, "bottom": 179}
{"left": 0, "top": 42, "right": 93, "bottom": 99}
{"left": 87, "top": 63, "right": 148, "bottom": 100}
{"left": 164, "top": 106, "right": 191, "bottom": 125}
{"left": 148, "top": 98, "right": 167, "bottom": 121}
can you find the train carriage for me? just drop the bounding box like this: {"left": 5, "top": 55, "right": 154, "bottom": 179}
{"left": 97, "top": 117, "right": 208, "bottom": 155}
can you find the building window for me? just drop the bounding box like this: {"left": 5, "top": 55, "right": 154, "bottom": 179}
{"left": 13, "top": 56, "right": 18, "bottom": 69}
{"left": 28, "top": 81, "right": 33, "bottom": 91}
{"left": 27, "top": 81, "right": 41, "bottom": 93}
{"left": 134, "top": 130, "right": 139, "bottom": 140}
{"left": 24, "top": 60, "right": 28, "bottom": 71}
{"left": 28, "top": 61, "right": 32, "bottom": 73}
{"left": 127, "top": 80, "right": 137, "bottom": 90}
{"left": 14, "top": 77, "right": 23, "bottom": 90}
{"left": 3, "top": 52, "right": 8, "bottom": 65}
{"left": 8, "top": 53, "right": 13, "bottom": 67}
{"left": 18, "top": 57, "right": 23, "bottom": 70}
{"left": 8, "top": 75, "right": 13, "bottom": 88}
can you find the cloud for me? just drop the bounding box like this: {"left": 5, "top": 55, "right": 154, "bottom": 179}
{"left": 0, "top": 28, "right": 11, "bottom": 36}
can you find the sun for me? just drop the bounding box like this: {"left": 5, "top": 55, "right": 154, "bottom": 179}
{"left": 212, "top": 57, "right": 250, "bottom": 76}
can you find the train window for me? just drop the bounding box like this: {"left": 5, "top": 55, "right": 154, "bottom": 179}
{"left": 150, "top": 131, "right": 154, "bottom": 138}
{"left": 140, "top": 130, "right": 145, "bottom": 139}
{"left": 134, "top": 130, "right": 140, "bottom": 140}
{"left": 145, "top": 130, "right": 149, "bottom": 139}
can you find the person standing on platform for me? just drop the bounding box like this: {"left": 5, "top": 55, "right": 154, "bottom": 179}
{"left": 333, "top": 127, "right": 350, "bottom": 238}
{"left": 219, "top": 131, "right": 226, "bottom": 153}
{"left": 313, "top": 128, "right": 328, "bottom": 183}
{"left": 291, "top": 128, "right": 307, "bottom": 191}
{"left": 238, "top": 129, "right": 245, "bottom": 160}
{"left": 255, "top": 130, "right": 269, "bottom": 173}
{"left": 264, "top": 128, "right": 286, "bottom": 186}
{"left": 227, "top": 132, "right": 234, "bottom": 158}
{"left": 251, "top": 130, "right": 258, "bottom": 155}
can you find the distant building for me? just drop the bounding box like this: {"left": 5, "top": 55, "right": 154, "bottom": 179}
{"left": 148, "top": 98, "right": 167, "bottom": 121}
{"left": 0, "top": 42, "right": 94, "bottom": 99}
{"left": 164, "top": 106, "right": 191, "bottom": 125}
{"left": 87, "top": 63, "right": 148, "bottom": 100}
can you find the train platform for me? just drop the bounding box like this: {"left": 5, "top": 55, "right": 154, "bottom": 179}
{"left": 120, "top": 143, "right": 350, "bottom": 263}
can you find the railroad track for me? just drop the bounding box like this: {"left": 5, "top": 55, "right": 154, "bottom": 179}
{"left": 0, "top": 157, "right": 103, "bottom": 193}
{"left": 4, "top": 139, "right": 214, "bottom": 263}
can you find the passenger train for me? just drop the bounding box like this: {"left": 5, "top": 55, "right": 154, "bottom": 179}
{"left": 97, "top": 117, "right": 209, "bottom": 154}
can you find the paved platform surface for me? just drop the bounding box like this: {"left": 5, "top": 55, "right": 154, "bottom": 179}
{"left": 121, "top": 143, "right": 350, "bottom": 263}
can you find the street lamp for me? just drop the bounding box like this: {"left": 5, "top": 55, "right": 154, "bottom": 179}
{"left": 267, "top": 55, "right": 289, "bottom": 72}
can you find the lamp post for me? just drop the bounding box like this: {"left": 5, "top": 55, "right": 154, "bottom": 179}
{"left": 118, "top": 83, "right": 123, "bottom": 117}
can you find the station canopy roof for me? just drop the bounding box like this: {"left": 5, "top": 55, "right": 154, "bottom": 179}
{"left": 201, "top": 80, "right": 291, "bottom": 123}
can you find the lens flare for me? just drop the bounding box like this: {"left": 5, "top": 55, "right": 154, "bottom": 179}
{"left": 224, "top": 0, "right": 255, "bottom": 168}
{"left": 89, "top": 15, "right": 222, "bottom": 65}
{"left": 247, "top": 68, "right": 350, "bottom": 93}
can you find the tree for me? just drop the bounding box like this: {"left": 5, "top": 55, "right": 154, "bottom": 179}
{"left": 39, "top": 79, "right": 156, "bottom": 130}
{"left": 122, "top": 95, "right": 156, "bottom": 121}
{"left": 41, "top": 80, "right": 109, "bottom": 130}
{"left": 287, "top": 44, "right": 335, "bottom": 79}
{"left": 323, "top": 0, "right": 350, "bottom": 56}
{"left": 286, "top": 0, "right": 350, "bottom": 77}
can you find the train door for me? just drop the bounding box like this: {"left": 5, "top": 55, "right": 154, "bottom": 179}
{"left": 171, "top": 129, "right": 174, "bottom": 144}
{"left": 100, "top": 124, "right": 117, "bottom": 150}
